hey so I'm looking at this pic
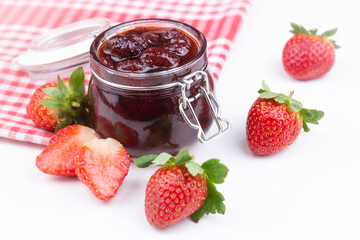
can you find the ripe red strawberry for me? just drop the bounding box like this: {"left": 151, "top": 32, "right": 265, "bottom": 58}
{"left": 246, "top": 81, "right": 324, "bottom": 155}
{"left": 282, "top": 23, "right": 339, "bottom": 80}
{"left": 27, "top": 81, "right": 60, "bottom": 131}
{"left": 26, "top": 67, "right": 90, "bottom": 132}
{"left": 36, "top": 125, "right": 98, "bottom": 176}
{"left": 76, "top": 137, "right": 131, "bottom": 200}
{"left": 135, "top": 148, "right": 228, "bottom": 228}
{"left": 145, "top": 165, "right": 207, "bottom": 227}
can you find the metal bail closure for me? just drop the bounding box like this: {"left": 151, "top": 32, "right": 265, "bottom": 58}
{"left": 178, "top": 71, "right": 231, "bottom": 143}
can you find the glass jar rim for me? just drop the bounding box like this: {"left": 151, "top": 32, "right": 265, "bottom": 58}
{"left": 90, "top": 18, "right": 208, "bottom": 82}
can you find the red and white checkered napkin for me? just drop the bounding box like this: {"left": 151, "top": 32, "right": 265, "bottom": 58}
{"left": 0, "top": 0, "right": 251, "bottom": 145}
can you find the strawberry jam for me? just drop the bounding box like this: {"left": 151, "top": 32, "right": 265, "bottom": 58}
{"left": 89, "top": 19, "right": 221, "bottom": 157}
{"left": 97, "top": 27, "right": 199, "bottom": 73}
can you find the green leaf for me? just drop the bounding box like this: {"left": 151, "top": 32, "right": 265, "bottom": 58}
{"left": 290, "top": 22, "right": 299, "bottom": 29}
{"left": 309, "top": 28, "right": 318, "bottom": 35}
{"left": 274, "top": 94, "right": 288, "bottom": 104}
{"left": 288, "top": 98, "right": 303, "bottom": 112}
{"left": 321, "top": 28, "right": 337, "bottom": 37}
{"left": 134, "top": 154, "right": 158, "bottom": 168}
{"left": 290, "top": 22, "right": 300, "bottom": 34}
{"left": 260, "top": 92, "right": 278, "bottom": 99}
{"left": 151, "top": 152, "right": 174, "bottom": 166}
{"left": 311, "top": 109, "right": 325, "bottom": 121}
{"left": 261, "top": 81, "right": 271, "bottom": 92}
{"left": 303, "top": 121, "right": 310, "bottom": 132}
{"left": 57, "top": 76, "right": 69, "bottom": 94}
{"left": 42, "top": 87, "right": 65, "bottom": 100}
{"left": 189, "top": 158, "right": 228, "bottom": 222}
{"left": 175, "top": 148, "right": 193, "bottom": 165}
{"left": 300, "top": 109, "right": 324, "bottom": 124}
{"left": 190, "top": 177, "right": 225, "bottom": 222}
{"left": 201, "top": 159, "right": 228, "bottom": 184}
{"left": 299, "top": 108, "right": 314, "bottom": 119}
{"left": 290, "top": 23, "right": 309, "bottom": 35}
{"left": 258, "top": 81, "right": 271, "bottom": 94}
{"left": 299, "top": 25, "right": 309, "bottom": 35}
{"left": 184, "top": 161, "right": 204, "bottom": 177}
{"left": 40, "top": 98, "right": 66, "bottom": 109}
{"left": 69, "top": 67, "right": 85, "bottom": 96}
{"left": 299, "top": 109, "right": 324, "bottom": 132}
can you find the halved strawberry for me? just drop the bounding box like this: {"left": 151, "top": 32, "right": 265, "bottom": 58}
{"left": 75, "top": 138, "right": 131, "bottom": 200}
{"left": 36, "top": 125, "right": 98, "bottom": 176}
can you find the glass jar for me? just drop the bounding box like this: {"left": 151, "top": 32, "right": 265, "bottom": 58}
{"left": 89, "top": 19, "right": 230, "bottom": 157}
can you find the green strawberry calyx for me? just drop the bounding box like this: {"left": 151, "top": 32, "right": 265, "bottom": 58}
{"left": 134, "top": 147, "right": 229, "bottom": 223}
{"left": 290, "top": 22, "right": 340, "bottom": 49}
{"left": 40, "top": 67, "right": 90, "bottom": 132}
{"left": 258, "top": 81, "right": 324, "bottom": 132}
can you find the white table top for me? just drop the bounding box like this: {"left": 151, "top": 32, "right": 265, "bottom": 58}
{"left": 1, "top": 0, "right": 360, "bottom": 239}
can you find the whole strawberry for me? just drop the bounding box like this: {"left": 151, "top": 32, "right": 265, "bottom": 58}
{"left": 246, "top": 81, "right": 324, "bottom": 155}
{"left": 135, "top": 148, "right": 228, "bottom": 228}
{"left": 26, "top": 67, "right": 90, "bottom": 132}
{"left": 27, "top": 81, "right": 59, "bottom": 131}
{"left": 282, "top": 23, "right": 339, "bottom": 80}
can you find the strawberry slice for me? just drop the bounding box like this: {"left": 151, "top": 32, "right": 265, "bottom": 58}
{"left": 36, "top": 125, "right": 98, "bottom": 176}
{"left": 76, "top": 138, "right": 131, "bottom": 200}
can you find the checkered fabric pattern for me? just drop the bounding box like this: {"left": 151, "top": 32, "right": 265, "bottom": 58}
{"left": 0, "top": 0, "right": 251, "bottom": 145}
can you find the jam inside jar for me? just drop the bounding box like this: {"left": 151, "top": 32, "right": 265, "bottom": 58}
{"left": 89, "top": 19, "right": 230, "bottom": 157}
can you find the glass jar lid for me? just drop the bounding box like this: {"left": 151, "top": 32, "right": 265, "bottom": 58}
{"left": 15, "top": 18, "right": 112, "bottom": 74}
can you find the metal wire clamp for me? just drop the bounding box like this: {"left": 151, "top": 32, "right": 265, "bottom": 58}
{"left": 178, "top": 71, "right": 231, "bottom": 143}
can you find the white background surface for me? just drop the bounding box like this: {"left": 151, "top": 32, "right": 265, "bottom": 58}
{"left": 1, "top": 0, "right": 360, "bottom": 239}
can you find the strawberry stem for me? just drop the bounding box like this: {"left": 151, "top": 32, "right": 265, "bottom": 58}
{"left": 288, "top": 90, "right": 294, "bottom": 98}
{"left": 71, "top": 101, "right": 81, "bottom": 108}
